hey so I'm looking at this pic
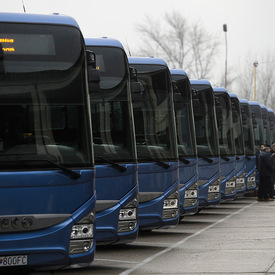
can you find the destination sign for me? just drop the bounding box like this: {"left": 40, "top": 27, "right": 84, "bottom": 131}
{"left": 0, "top": 34, "right": 56, "bottom": 55}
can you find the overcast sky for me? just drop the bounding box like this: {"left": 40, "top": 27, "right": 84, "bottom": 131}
{"left": 2, "top": 0, "right": 275, "bottom": 84}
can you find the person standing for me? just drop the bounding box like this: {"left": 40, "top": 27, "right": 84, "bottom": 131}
{"left": 257, "top": 145, "right": 274, "bottom": 201}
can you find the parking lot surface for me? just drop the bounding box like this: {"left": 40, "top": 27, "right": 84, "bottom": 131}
{"left": 29, "top": 196, "right": 275, "bottom": 275}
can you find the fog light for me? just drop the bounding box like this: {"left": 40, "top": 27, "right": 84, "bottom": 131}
{"left": 118, "top": 220, "right": 137, "bottom": 232}
{"left": 69, "top": 239, "right": 93, "bottom": 255}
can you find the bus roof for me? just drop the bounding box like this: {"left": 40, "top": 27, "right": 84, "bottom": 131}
{"left": 228, "top": 93, "right": 239, "bottom": 99}
{"left": 239, "top": 98, "right": 249, "bottom": 104}
{"left": 169, "top": 68, "right": 189, "bottom": 77}
{"left": 213, "top": 87, "right": 228, "bottom": 93}
{"left": 249, "top": 101, "right": 261, "bottom": 107}
{"left": 190, "top": 79, "right": 212, "bottom": 86}
{"left": 0, "top": 12, "right": 80, "bottom": 28}
{"left": 128, "top": 56, "right": 168, "bottom": 66}
{"left": 85, "top": 37, "right": 124, "bottom": 49}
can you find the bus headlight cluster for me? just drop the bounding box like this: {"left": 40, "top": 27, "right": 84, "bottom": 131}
{"left": 184, "top": 183, "right": 198, "bottom": 208}
{"left": 225, "top": 176, "right": 236, "bottom": 194}
{"left": 163, "top": 190, "right": 179, "bottom": 219}
{"left": 236, "top": 173, "right": 246, "bottom": 190}
{"left": 185, "top": 183, "right": 198, "bottom": 199}
{"left": 247, "top": 172, "right": 256, "bottom": 188}
{"left": 69, "top": 211, "right": 95, "bottom": 255}
{"left": 208, "top": 179, "right": 220, "bottom": 201}
{"left": 118, "top": 198, "right": 138, "bottom": 233}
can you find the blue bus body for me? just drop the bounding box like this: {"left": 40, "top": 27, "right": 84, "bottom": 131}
{"left": 239, "top": 99, "right": 256, "bottom": 193}
{"left": 249, "top": 101, "right": 264, "bottom": 188}
{"left": 85, "top": 38, "right": 138, "bottom": 245}
{"left": 190, "top": 80, "right": 221, "bottom": 208}
{"left": 128, "top": 57, "right": 180, "bottom": 230}
{"left": 170, "top": 69, "right": 198, "bottom": 216}
{"left": 0, "top": 13, "right": 96, "bottom": 269}
{"left": 229, "top": 93, "right": 246, "bottom": 196}
{"left": 213, "top": 87, "right": 236, "bottom": 200}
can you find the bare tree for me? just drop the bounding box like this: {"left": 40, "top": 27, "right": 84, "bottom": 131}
{"left": 258, "top": 52, "right": 275, "bottom": 107}
{"left": 234, "top": 52, "right": 275, "bottom": 108}
{"left": 135, "top": 11, "right": 220, "bottom": 79}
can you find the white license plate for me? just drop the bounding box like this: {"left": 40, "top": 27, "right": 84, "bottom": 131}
{"left": 0, "top": 255, "right": 27, "bottom": 267}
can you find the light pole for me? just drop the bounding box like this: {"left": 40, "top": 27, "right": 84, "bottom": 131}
{"left": 223, "top": 24, "right": 228, "bottom": 88}
{"left": 253, "top": 61, "right": 259, "bottom": 101}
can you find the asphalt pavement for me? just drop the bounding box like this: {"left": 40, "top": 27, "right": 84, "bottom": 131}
{"left": 24, "top": 196, "right": 275, "bottom": 274}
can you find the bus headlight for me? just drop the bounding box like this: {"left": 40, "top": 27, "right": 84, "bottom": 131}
{"left": 118, "top": 197, "right": 138, "bottom": 233}
{"left": 163, "top": 190, "right": 179, "bottom": 219}
{"left": 119, "top": 208, "right": 137, "bottom": 220}
{"left": 69, "top": 211, "right": 95, "bottom": 255}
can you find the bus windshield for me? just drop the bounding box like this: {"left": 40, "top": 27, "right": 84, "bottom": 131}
{"left": 86, "top": 46, "right": 136, "bottom": 163}
{"left": 192, "top": 85, "right": 219, "bottom": 157}
{"left": 172, "top": 75, "right": 197, "bottom": 158}
{"left": 0, "top": 23, "right": 92, "bottom": 169}
{"left": 132, "top": 64, "right": 177, "bottom": 161}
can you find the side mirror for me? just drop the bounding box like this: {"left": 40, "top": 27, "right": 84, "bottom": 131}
{"left": 232, "top": 110, "right": 238, "bottom": 123}
{"left": 129, "top": 67, "right": 143, "bottom": 102}
{"left": 241, "top": 114, "right": 247, "bottom": 124}
{"left": 191, "top": 89, "right": 200, "bottom": 114}
{"left": 252, "top": 113, "right": 257, "bottom": 128}
{"left": 214, "top": 97, "right": 223, "bottom": 116}
{"left": 173, "top": 92, "right": 183, "bottom": 111}
{"left": 86, "top": 50, "right": 100, "bottom": 93}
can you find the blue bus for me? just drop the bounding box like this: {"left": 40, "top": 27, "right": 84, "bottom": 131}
{"left": 85, "top": 38, "right": 139, "bottom": 245}
{"left": 229, "top": 93, "right": 246, "bottom": 196}
{"left": 0, "top": 13, "right": 96, "bottom": 269}
{"left": 128, "top": 57, "right": 180, "bottom": 230}
{"left": 190, "top": 80, "right": 221, "bottom": 208}
{"left": 239, "top": 99, "right": 256, "bottom": 193}
{"left": 213, "top": 87, "right": 236, "bottom": 200}
{"left": 249, "top": 101, "right": 264, "bottom": 188}
{"left": 170, "top": 69, "right": 198, "bottom": 216}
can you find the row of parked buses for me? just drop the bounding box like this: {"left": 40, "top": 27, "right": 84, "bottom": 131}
{"left": 0, "top": 12, "right": 274, "bottom": 271}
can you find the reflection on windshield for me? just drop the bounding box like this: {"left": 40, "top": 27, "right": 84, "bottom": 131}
{"left": 0, "top": 23, "right": 92, "bottom": 169}
{"left": 132, "top": 64, "right": 177, "bottom": 162}
{"left": 192, "top": 85, "right": 219, "bottom": 157}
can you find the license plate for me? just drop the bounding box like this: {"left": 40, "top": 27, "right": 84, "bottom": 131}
{"left": 0, "top": 255, "right": 27, "bottom": 267}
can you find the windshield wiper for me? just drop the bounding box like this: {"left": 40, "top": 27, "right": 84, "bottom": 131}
{"left": 146, "top": 156, "right": 170, "bottom": 169}
{"left": 198, "top": 154, "right": 213, "bottom": 163}
{"left": 0, "top": 159, "right": 81, "bottom": 180}
{"left": 95, "top": 157, "right": 127, "bottom": 173}
{"left": 179, "top": 155, "right": 190, "bottom": 164}
{"left": 221, "top": 155, "right": 230, "bottom": 161}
